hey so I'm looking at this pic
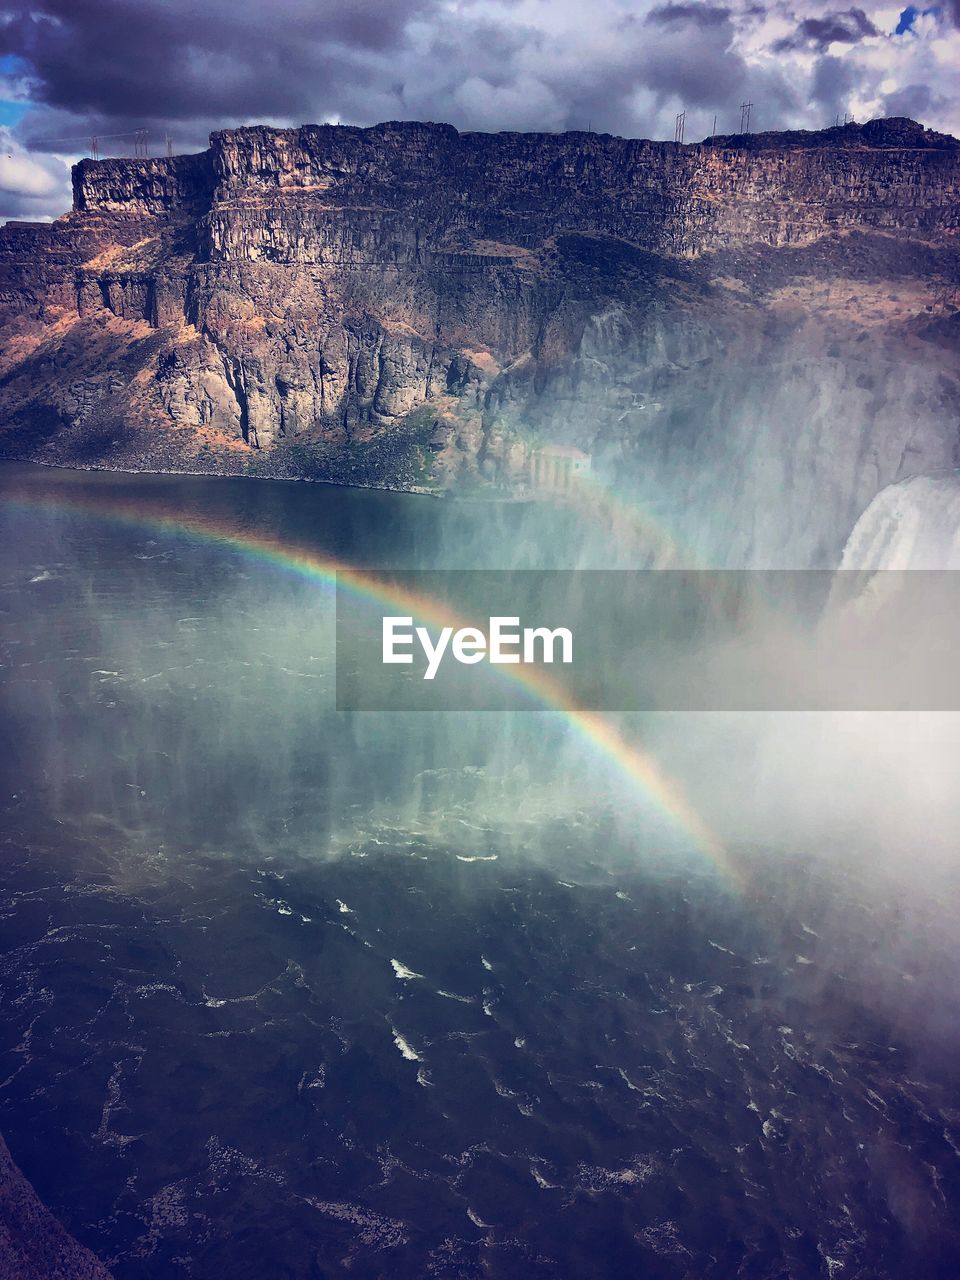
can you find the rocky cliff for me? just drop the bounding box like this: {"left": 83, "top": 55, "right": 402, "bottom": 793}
{"left": 0, "top": 1132, "right": 113, "bottom": 1279}
{"left": 1, "top": 117, "right": 958, "bottom": 562}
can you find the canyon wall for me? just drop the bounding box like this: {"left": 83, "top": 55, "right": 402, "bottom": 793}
{"left": 69, "top": 117, "right": 960, "bottom": 253}
{"left": 1, "top": 117, "right": 959, "bottom": 564}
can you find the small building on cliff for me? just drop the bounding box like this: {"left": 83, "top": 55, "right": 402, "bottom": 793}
{"left": 528, "top": 445, "right": 592, "bottom": 494}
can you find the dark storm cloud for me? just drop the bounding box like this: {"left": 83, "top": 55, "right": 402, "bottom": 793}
{"left": 774, "top": 7, "right": 879, "bottom": 52}
{"left": 640, "top": 9, "right": 749, "bottom": 107}
{"left": 645, "top": 4, "right": 732, "bottom": 26}
{"left": 883, "top": 81, "right": 937, "bottom": 119}
{"left": 1, "top": 0, "right": 959, "bottom": 224}
{"left": 1, "top": 0, "right": 436, "bottom": 147}
{"left": 0, "top": 0, "right": 790, "bottom": 159}
{"left": 810, "top": 53, "right": 861, "bottom": 115}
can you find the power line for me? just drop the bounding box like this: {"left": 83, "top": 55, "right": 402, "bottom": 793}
{"left": 32, "top": 129, "right": 148, "bottom": 145}
{"left": 28, "top": 128, "right": 150, "bottom": 159}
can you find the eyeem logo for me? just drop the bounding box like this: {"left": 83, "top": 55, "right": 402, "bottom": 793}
{"left": 383, "top": 616, "right": 574, "bottom": 680}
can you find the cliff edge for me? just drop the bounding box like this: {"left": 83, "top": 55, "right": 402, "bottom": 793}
{"left": 0, "top": 116, "right": 958, "bottom": 545}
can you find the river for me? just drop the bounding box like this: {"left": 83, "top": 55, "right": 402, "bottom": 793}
{"left": 1, "top": 461, "right": 959, "bottom": 1279}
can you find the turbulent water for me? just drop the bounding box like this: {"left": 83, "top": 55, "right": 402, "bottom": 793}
{"left": 2, "top": 461, "right": 960, "bottom": 1279}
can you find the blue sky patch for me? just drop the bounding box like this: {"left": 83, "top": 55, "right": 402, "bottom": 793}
{"left": 896, "top": 5, "right": 942, "bottom": 34}
{"left": 0, "top": 100, "right": 29, "bottom": 127}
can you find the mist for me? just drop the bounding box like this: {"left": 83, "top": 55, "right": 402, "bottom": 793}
{"left": 4, "top": 440, "right": 960, "bottom": 1276}
{"left": 4, "top": 456, "right": 959, "bottom": 1010}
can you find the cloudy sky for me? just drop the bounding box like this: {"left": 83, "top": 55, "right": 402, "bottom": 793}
{"left": 1, "top": 0, "right": 958, "bottom": 221}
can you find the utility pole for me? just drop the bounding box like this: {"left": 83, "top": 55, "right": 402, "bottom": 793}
{"left": 40, "top": 128, "right": 149, "bottom": 160}
{"left": 166, "top": 134, "right": 174, "bottom": 158}
{"left": 674, "top": 111, "right": 686, "bottom": 145}
{"left": 739, "top": 102, "right": 753, "bottom": 134}
{"left": 712, "top": 114, "right": 717, "bottom": 137}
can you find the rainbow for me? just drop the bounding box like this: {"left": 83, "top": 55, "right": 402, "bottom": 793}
{"left": 2, "top": 481, "right": 737, "bottom": 885}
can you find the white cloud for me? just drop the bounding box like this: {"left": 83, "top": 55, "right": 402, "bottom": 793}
{"left": 2, "top": 0, "right": 958, "bottom": 225}
{"left": 0, "top": 151, "right": 58, "bottom": 197}
{"left": 732, "top": 2, "right": 960, "bottom": 134}
{"left": 0, "top": 132, "right": 73, "bottom": 222}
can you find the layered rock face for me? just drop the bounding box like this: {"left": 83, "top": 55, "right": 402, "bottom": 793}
{"left": 1, "top": 116, "right": 958, "bottom": 563}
